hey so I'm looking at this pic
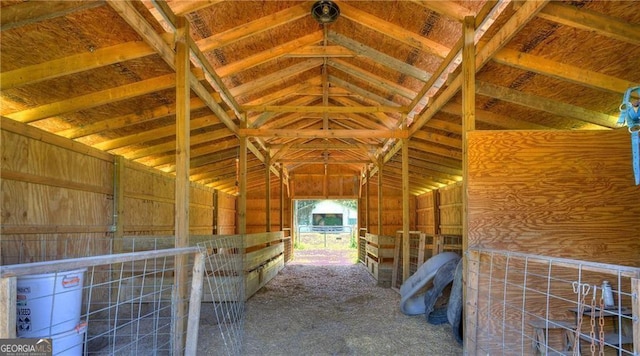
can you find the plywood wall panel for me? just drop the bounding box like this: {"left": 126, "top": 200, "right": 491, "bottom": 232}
{"left": 468, "top": 130, "right": 640, "bottom": 266}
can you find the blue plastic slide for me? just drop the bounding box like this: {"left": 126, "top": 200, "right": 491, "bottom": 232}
{"left": 399, "top": 252, "right": 460, "bottom": 315}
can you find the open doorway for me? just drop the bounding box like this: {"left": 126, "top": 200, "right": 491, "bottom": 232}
{"left": 293, "top": 199, "right": 358, "bottom": 265}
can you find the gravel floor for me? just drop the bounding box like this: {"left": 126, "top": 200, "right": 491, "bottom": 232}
{"left": 239, "top": 249, "right": 463, "bottom": 356}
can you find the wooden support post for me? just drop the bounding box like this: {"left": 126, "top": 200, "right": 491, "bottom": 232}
{"left": 280, "top": 165, "right": 285, "bottom": 231}
{"left": 417, "top": 233, "right": 426, "bottom": 266}
{"left": 213, "top": 190, "right": 219, "bottom": 235}
{"left": 173, "top": 16, "right": 190, "bottom": 355}
{"left": 465, "top": 249, "right": 480, "bottom": 354}
{"left": 632, "top": 278, "right": 640, "bottom": 355}
{"left": 238, "top": 124, "right": 247, "bottom": 236}
{"left": 0, "top": 277, "right": 17, "bottom": 338}
{"left": 402, "top": 136, "right": 410, "bottom": 282}
{"left": 113, "top": 155, "right": 125, "bottom": 252}
{"left": 377, "top": 160, "right": 383, "bottom": 235}
{"left": 185, "top": 251, "right": 206, "bottom": 355}
{"left": 366, "top": 169, "right": 370, "bottom": 232}
{"left": 265, "top": 154, "right": 271, "bottom": 232}
{"left": 461, "top": 15, "right": 476, "bottom": 350}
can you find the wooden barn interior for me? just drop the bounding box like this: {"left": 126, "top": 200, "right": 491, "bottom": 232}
{"left": 1, "top": 0, "right": 639, "bottom": 355}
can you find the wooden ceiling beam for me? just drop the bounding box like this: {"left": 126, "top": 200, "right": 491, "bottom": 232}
{"left": 328, "top": 59, "right": 417, "bottom": 100}
{"left": 409, "top": 1, "right": 475, "bottom": 23}
{"left": 239, "top": 128, "right": 408, "bottom": 139}
{"left": 229, "top": 59, "right": 322, "bottom": 97}
{"left": 336, "top": 1, "right": 449, "bottom": 58}
{"left": 93, "top": 114, "right": 221, "bottom": 151}
{"left": 242, "top": 105, "right": 406, "bottom": 114}
{"left": 493, "top": 48, "right": 638, "bottom": 95}
{"left": 196, "top": 2, "right": 312, "bottom": 52}
{"left": 144, "top": 137, "right": 238, "bottom": 168}
{"left": 285, "top": 45, "right": 356, "bottom": 58}
{"left": 3, "top": 72, "right": 197, "bottom": 123}
{"left": 412, "top": 130, "right": 462, "bottom": 150}
{"left": 328, "top": 31, "right": 430, "bottom": 82}
{"left": 476, "top": 81, "right": 617, "bottom": 129}
{"left": 409, "top": 0, "right": 549, "bottom": 136}
{"left": 0, "top": 1, "right": 104, "bottom": 31}
{"left": 244, "top": 77, "right": 321, "bottom": 106}
{"left": 440, "top": 102, "right": 552, "bottom": 130}
{"left": 538, "top": 2, "right": 640, "bottom": 46}
{"left": 408, "top": 140, "right": 462, "bottom": 161}
{"left": 56, "top": 97, "right": 209, "bottom": 139}
{"left": 216, "top": 31, "right": 323, "bottom": 77}
{"left": 331, "top": 97, "right": 398, "bottom": 130}
{"left": 168, "top": 0, "right": 225, "bottom": 16}
{"left": 252, "top": 96, "right": 319, "bottom": 128}
{"left": 125, "top": 128, "right": 235, "bottom": 161}
{"left": 0, "top": 40, "right": 154, "bottom": 90}
{"left": 329, "top": 75, "right": 400, "bottom": 108}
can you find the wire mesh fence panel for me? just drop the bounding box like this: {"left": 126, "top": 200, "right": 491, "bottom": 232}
{"left": 465, "top": 248, "right": 640, "bottom": 356}
{"left": 197, "top": 235, "right": 245, "bottom": 356}
{"left": 2, "top": 245, "right": 201, "bottom": 356}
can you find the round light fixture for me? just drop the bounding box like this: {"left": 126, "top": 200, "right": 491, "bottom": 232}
{"left": 311, "top": 1, "right": 340, "bottom": 24}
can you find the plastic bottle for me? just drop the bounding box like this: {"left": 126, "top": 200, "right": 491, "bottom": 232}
{"left": 602, "top": 280, "right": 615, "bottom": 308}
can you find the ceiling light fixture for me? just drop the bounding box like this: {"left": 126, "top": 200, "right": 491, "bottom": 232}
{"left": 311, "top": 0, "right": 340, "bottom": 24}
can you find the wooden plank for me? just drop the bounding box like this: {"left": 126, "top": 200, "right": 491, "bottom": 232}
{"left": 239, "top": 128, "right": 408, "bottom": 139}
{"left": 402, "top": 137, "right": 410, "bottom": 282}
{"left": 169, "top": 0, "right": 224, "bottom": 16}
{"left": 242, "top": 105, "right": 405, "bottom": 114}
{"left": 216, "top": 31, "right": 323, "bottom": 77}
{"left": 632, "top": 278, "right": 640, "bottom": 355}
{"left": 3, "top": 73, "right": 178, "bottom": 123}
{"left": 1, "top": 117, "right": 113, "bottom": 162}
{"left": 196, "top": 2, "right": 311, "bottom": 52}
{"left": 244, "top": 232, "right": 285, "bottom": 249}
{"left": 492, "top": 48, "right": 638, "bottom": 95}
{"left": 244, "top": 243, "right": 284, "bottom": 272}
{"left": 1, "top": 169, "right": 112, "bottom": 195}
{"left": 0, "top": 277, "right": 17, "bottom": 338}
{"left": 475, "top": 81, "right": 616, "bottom": 129}
{"left": 173, "top": 17, "right": 191, "bottom": 354}
{"left": 0, "top": 1, "right": 104, "bottom": 31}
{"left": 185, "top": 252, "right": 205, "bottom": 356}
{"left": 538, "top": 2, "right": 640, "bottom": 46}
{"left": 338, "top": 1, "right": 449, "bottom": 58}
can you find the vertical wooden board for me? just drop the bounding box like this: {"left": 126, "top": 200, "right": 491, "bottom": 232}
{"left": 439, "top": 182, "right": 463, "bottom": 235}
{"left": 467, "top": 130, "right": 640, "bottom": 266}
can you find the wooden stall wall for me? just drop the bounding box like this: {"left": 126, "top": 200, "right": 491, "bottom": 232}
{"left": 1, "top": 120, "right": 235, "bottom": 264}
{"left": 416, "top": 190, "right": 437, "bottom": 235}
{"left": 246, "top": 175, "right": 290, "bottom": 234}
{"left": 215, "top": 190, "right": 236, "bottom": 235}
{"left": 290, "top": 164, "right": 359, "bottom": 199}
{"left": 468, "top": 129, "right": 640, "bottom": 266}
{"left": 1, "top": 120, "right": 115, "bottom": 264}
{"left": 356, "top": 171, "right": 418, "bottom": 236}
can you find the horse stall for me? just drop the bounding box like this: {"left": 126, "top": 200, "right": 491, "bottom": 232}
{"left": 465, "top": 130, "right": 640, "bottom": 355}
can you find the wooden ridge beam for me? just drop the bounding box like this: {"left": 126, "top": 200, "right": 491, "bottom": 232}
{"left": 239, "top": 128, "right": 408, "bottom": 139}
{"left": 242, "top": 105, "right": 406, "bottom": 114}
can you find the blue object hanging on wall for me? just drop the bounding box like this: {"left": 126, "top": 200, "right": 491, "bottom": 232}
{"left": 617, "top": 86, "right": 640, "bottom": 185}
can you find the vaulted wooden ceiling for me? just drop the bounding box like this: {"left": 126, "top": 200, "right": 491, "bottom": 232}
{"left": 1, "top": 1, "right": 638, "bottom": 195}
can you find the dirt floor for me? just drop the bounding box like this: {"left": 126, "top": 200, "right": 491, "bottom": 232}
{"left": 240, "top": 249, "right": 463, "bottom": 356}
